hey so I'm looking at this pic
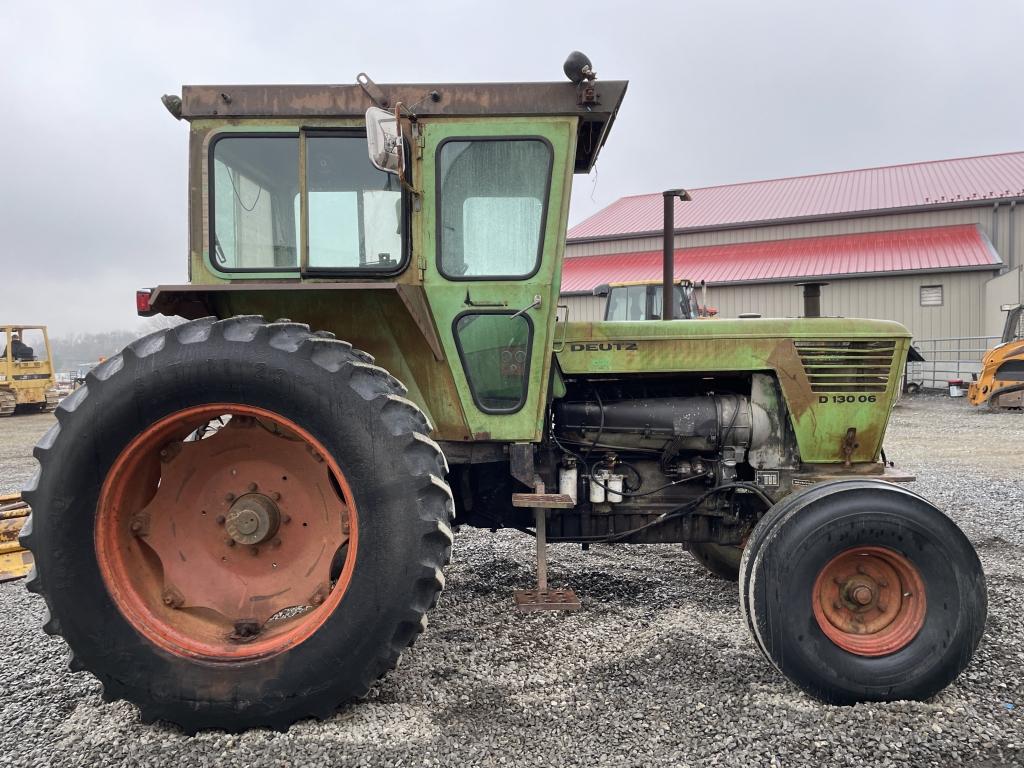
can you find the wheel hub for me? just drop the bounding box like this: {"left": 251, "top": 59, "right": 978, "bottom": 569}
{"left": 847, "top": 582, "right": 874, "bottom": 606}
{"left": 96, "top": 405, "right": 357, "bottom": 660}
{"left": 812, "top": 546, "right": 927, "bottom": 656}
{"left": 225, "top": 493, "right": 280, "bottom": 545}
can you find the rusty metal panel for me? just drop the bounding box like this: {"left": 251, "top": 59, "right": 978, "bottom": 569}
{"left": 181, "top": 81, "right": 627, "bottom": 120}
{"left": 178, "top": 81, "right": 626, "bottom": 173}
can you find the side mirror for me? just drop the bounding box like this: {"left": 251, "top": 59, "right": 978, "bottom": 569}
{"left": 365, "top": 107, "right": 404, "bottom": 175}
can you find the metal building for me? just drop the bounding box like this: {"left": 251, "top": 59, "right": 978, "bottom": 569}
{"left": 562, "top": 151, "right": 1024, "bottom": 341}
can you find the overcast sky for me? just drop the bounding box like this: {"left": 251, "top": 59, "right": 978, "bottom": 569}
{"left": 3, "top": 1, "right": 1023, "bottom": 336}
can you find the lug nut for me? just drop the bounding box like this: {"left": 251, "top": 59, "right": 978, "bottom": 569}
{"left": 215, "top": 515, "right": 226, "bottom": 525}
{"left": 225, "top": 492, "right": 235, "bottom": 502}
{"left": 248, "top": 482, "right": 258, "bottom": 493}
{"left": 271, "top": 538, "right": 282, "bottom": 548}
{"left": 225, "top": 538, "right": 236, "bottom": 547}
{"left": 272, "top": 492, "right": 282, "bottom": 501}
{"left": 130, "top": 519, "right": 144, "bottom": 533}
{"left": 250, "top": 546, "right": 260, "bottom": 556}
{"left": 282, "top": 515, "right": 292, "bottom": 525}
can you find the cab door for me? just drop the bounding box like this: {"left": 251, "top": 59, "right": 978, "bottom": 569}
{"left": 421, "top": 118, "right": 575, "bottom": 442}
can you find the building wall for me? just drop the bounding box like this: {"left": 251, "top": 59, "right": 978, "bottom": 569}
{"left": 563, "top": 270, "right": 994, "bottom": 340}
{"left": 562, "top": 201, "right": 1024, "bottom": 339}
{"left": 985, "top": 267, "right": 1022, "bottom": 337}
{"left": 565, "top": 202, "right": 1024, "bottom": 277}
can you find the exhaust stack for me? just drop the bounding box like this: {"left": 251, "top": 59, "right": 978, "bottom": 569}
{"left": 796, "top": 281, "right": 829, "bottom": 318}
{"left": 662, "top": 189, "right": 691, "bottom": 320}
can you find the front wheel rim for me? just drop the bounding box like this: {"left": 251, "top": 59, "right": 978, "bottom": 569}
{"left": 811, "top": 545, "right": 926, "bottom": 657}
{"left": 95, "top": 404, "right": 358, "bottom": 661}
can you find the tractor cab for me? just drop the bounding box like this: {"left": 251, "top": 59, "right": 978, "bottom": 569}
{"left": 596, "top": 279, "right": 716, "bottom": 321}
{"left": 142, "top": 63, "right": 628, "bottom": 445}
{"left": 1000, "top": 303, "right": 1023, "bottom": 344}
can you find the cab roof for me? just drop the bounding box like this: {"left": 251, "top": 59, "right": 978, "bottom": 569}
{"left": 608, "top": 279, "right": 693, "bottom": 288}
{"left": 174, "top": 80, "right": 628, "bottom": 173}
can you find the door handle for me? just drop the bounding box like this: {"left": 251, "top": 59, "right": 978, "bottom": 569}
{"left": 512, "top": 295, "right": 542, "bottom": 319}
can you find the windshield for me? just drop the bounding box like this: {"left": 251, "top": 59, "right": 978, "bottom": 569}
{"left": 210, "top": 133, "right": 404, "bottom": 273}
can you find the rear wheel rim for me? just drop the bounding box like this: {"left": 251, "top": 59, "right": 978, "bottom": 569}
{"left": 811, "top": 545, "right": 926, "bottom": 657}
{"left": 96, "top": 404, "right": 358, "bottom": 661}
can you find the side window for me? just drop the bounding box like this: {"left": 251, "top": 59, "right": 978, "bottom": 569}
{"left": 650, "top": 285, "right": 694, "bottom": 320}
{"left": 210, "top": 133, "right": 405, "bottom": 274}
{"left": 302, "top": 134, "right": 404, "bottom": 271}
{"left": 211, "top": 136, "right": 299, "bottom": 270}
{"left": 437, "top": 139, "right": 552, "bottom": 279}
{"left": 606, "top": 285, "right": 647, "bottom": 321}
{"left": 454, "top": 313, "right": 532, "bottom": 413}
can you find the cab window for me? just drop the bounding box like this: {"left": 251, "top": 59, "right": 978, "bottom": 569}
{"left": 605, "top": 285, "right": 647, "bottom": 321}
{"left": 303, "top": 134, "right": 403, "bottom": 271}
{"left": 211, "top": 135, "right": 299, "bottom": 270}
{"left": 210, "top": 133, "right": 405, "bottom": 273}
{"left": 454, "top": 313, "right": 532, "bottom": 413}
{"left": 437, "top": 138, "right": 551, "bottom": 279}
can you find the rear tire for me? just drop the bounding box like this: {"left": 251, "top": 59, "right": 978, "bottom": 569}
{"left": 20, "top": 316, "right": 454, "bottom": 732}
{"left": 741, "top": 480, "right": 986, "bottom": 704}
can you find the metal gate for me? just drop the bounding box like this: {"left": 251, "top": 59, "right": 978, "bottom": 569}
{"left": 908, "top": 336, "right": 1000, "bottom": 390}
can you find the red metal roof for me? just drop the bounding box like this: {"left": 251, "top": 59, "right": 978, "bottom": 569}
{"left": 560, "top": 224, "right": 1001, "bottom": 292}
{"left": 568, "top": 151, "right": 1024, "bottom": 240}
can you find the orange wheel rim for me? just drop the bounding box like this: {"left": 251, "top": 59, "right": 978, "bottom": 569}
{"left": 812, "top": 546, "right": 926, "bottom": 656}
{"left": 95, "top": 404, "right": 358, "bottom": 661}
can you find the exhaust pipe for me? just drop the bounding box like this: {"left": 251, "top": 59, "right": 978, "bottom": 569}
{"left": 662, "top": 189, "right": 691, "bottom": 320}
{"left": 796, "top": 281, "right": 828, "bottom": 318}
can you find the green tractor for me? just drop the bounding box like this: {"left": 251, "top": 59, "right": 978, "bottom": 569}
{"left": 22, "top": 54, "right": 985, "bottom": 732}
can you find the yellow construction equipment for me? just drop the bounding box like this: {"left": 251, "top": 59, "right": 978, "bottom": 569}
{"left": 0, "top": 325, "right": 58, "bottom": 416}
{"left": 0, "top": 493, "right": 33, "bottom": 582}
{"left": 969, "top": 304, "right": 1024, "bottom": 410}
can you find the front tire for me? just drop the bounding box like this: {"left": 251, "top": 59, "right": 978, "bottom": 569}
{"left": 20, "top": 317, "right": 454, "bottom": 732}
{"left": 740, "top": 480, "right": 986, "bottom": 704}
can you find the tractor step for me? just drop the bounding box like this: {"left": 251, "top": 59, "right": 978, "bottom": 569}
{"left": 511, "top": 492, "right": 575, "bottom": 509}
{"left": 513, "top": 486, "right": 581, "bottom": 613}
{"left": 513, "top": 588, "right": 581, "bottom": 611}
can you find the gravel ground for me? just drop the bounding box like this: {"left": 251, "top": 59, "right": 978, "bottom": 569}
{"left": 1, "top": 396, "right": 1022, "bottom": 767}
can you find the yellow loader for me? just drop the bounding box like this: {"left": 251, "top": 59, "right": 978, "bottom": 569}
{"left": 0, "top": 325, "right": 58, "bottom": 416}
{"left": 969, "top": 304, "right": 1024, "bottom": 410}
